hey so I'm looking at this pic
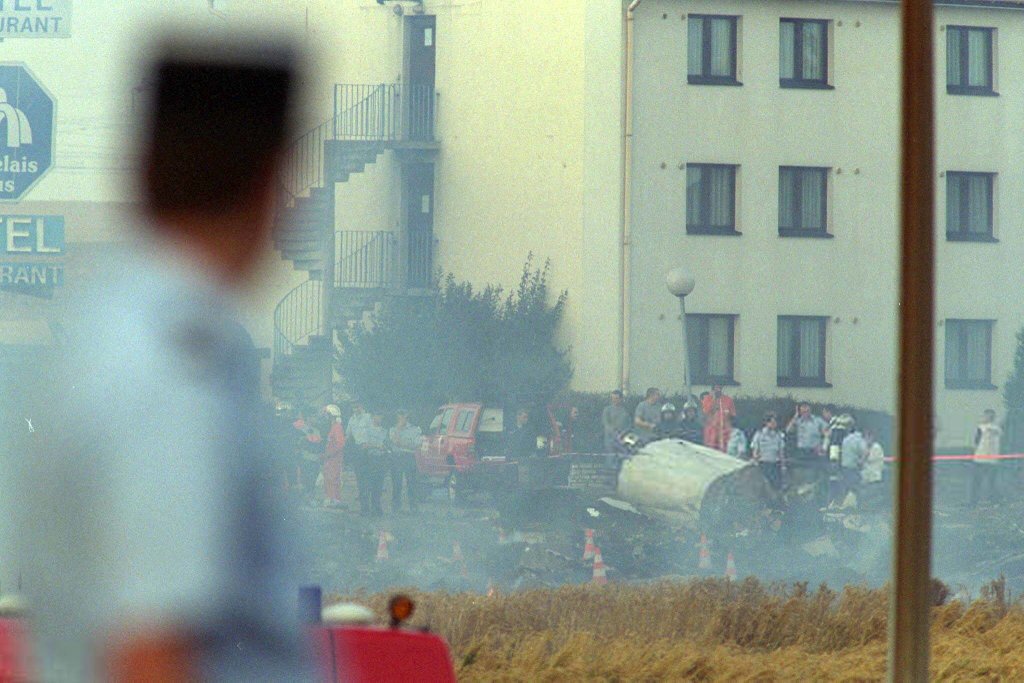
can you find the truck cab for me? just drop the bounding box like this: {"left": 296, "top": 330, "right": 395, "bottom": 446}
{"left": 416, "top": 403, "right": 574, "bottom": 498}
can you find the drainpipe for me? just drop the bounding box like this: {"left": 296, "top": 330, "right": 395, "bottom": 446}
{"left": 620, "top": 0, "right": 641, "bottom": 392}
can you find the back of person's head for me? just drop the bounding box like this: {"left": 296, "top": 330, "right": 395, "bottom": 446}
{"left": 141, "top": 37, "right": 298, "bottom": 219}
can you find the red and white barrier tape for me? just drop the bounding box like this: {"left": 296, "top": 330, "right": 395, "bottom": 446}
{"left": 883, "top": 453, "right": 1024, "bottom": 462}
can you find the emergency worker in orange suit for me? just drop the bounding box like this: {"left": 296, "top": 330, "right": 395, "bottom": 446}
{"left": 702, "top": 384, "right": 737, "bottom": 452}
{"left": 321, "top": 404, "right": 346, "bottom": 508}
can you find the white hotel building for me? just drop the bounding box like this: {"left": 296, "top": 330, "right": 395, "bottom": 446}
{"left": 1, "top": 0, "right": 1020, "bottom": 449}
{"left": 627, "top": 0, "right": 1024, "bottom": 447}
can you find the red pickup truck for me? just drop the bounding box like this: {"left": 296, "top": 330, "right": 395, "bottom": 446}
{"left": 416, "top": 403, "right": 570, "bottom": 499}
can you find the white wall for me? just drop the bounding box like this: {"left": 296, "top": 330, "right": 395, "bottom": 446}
{"left": 629, "top": 0, "right": 1024, "bottom": 447}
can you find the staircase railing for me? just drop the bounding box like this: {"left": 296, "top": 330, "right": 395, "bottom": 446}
{"left": 273, "top": 278, "right": 323, "bottom": 359}
{"left": 334, "top": 83, "right": 436, "bottom": 143}
{"left": 278, "top": 83, "right": 437, "bottom": 208}
{"left": 273, "top": 83, "right": 438, "bottom": 364}
{"left": 280, "top": 116, "right": 335, "bottom": 208}
{"left": 335, "top": 231, "right": 395, "bottom": 288}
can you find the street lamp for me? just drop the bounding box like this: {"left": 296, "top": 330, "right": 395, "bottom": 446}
{"left": 666, "top": 267, "right": 695, "bottom": 406}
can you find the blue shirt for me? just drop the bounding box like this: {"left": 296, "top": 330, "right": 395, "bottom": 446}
{"left": 10, "top": 243, "right": 312, "bottom": 682}
{"left": 751, "top": 428, "right": 786, "bottom": 463}
{"left": 790, "top": 414, "right": 827, "bottom": 450}
{"left": 390, "top": 424, "right": 423, "bottom": 451}
{"left": 362, "top": 423, "right": 389, "bottom": 450}
{"left": 841, "top": 432, "right": 868, "bottom": 470}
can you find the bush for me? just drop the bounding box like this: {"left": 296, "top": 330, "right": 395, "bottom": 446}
{"left": 1003, "top": 327, "right": 1024, "bottom": 453}
{"left": 335, "top": 256, "right": 572, "bottom": 420}
{"left": 558, "top": 391, "right": 894, "bottom": 454}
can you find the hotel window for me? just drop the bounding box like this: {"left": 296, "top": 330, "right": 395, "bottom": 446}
{"left": 947, "top": 26, "right": 996, "bottom": 95}
{"left": 686, "top": 164, "right": 738, "bottom": 235}
{"left": 686, "top": 314, "right": 737, "bottom": 385}
{"left": 946, "top": 172, "right": 995, "bottom": 241}
{"left": 779, "top": 167, "right": 830, "bottom": 237}
{"left": 777, "top": 316, "right": 829, "bottom": 387}
{"left": 945, "top": 319, "right": 994, "bottom": 389}
{"left": 780, "top": 19, "right": 830, "bottom": 88}
{"left": 687, "top": 15, "right": 740, "bottom": 85}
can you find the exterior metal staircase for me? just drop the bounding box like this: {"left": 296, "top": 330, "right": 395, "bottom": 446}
{"left": 271, "top": 84, "right": 438, "bottom": 404}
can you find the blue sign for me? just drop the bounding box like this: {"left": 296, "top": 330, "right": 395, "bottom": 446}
{"left": 0, "top": 261, "right": 61, "bottom": 286}
{"left": 0, "top": 1, "right": 72, "bottom": 39}
{"left": 1, "top": 214, "right": 63, "bottom": 253}
{"left": 0, "top": 63, "right": 54, "bottom": 201}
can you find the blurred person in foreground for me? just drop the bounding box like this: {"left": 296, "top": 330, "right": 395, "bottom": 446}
{"left": 11, "top": 38, "right": 313, "bottom": 682}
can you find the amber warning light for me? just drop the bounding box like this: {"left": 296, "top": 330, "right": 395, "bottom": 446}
{"left": 388, "top": 594, "right": 415, "bottom": 628}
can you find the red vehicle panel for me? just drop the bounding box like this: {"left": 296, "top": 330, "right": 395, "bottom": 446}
{"left": 0, "top": 618, "right": 30, "bottom": 681}
{"left": 315, "top": 626, "right": 456, "bottom": 683}
{"left": 418, "top": 405, "right": 458, "bottom": 477}
{"left": 0, "top": 619, "right": 455, "bottom": 683}
{"left": 447, "top": 405, "right": 480, "bottom": 472}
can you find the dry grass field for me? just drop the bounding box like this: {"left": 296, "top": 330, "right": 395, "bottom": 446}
{"left": 339, "top": 578, "right": 1024, "bottom": 681}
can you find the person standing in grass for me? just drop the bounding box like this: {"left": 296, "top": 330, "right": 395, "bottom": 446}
{"left": 839, "top": 421, "right": 868, "bottom": 505}
{"left": 862, "top": 429, "right": 885, "bottom": 485}
{"left": 751, "top": 412, "right": 786, "bottom": 490}
{"left": 725, "top": 414, "right": 748, "bottom": 459}
{"left": 971, "top": 408, "right": 1003, "bottom": 506}
{"left": 321, "top": 404, "right": 345, "bottom": 508}
{"left": 602, "top": 390, "right": 631, "bottom": 452}
{"left": 701, "top": 384, "right": 736, "bottom": 452}
{"left": 388, "top": 409, "right": 422, "bottom": 513}
{"left": 634, "top": 387, "right": 662, "bottom": 432}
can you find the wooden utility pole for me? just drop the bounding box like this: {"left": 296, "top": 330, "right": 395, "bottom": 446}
{"left": 889, "top": 1, "right": 934, "bottom": 680}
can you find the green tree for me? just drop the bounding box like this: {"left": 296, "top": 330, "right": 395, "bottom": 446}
{"left": 1002, "top": 326, "right": 1024, "bottom": 452}
{"left": 336, "top": 256, "right": 572, "bottom": 419}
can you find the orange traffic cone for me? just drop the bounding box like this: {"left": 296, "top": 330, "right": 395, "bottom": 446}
{"left": 375, "top": 531, "right": 389, "bottom": 562}
{"left": 582, "top": 528, "right": 597, "bottom": 561}
{"left": 592, "top": 547, "right": 608, "bottom": 585}
{"left": 725, "top": 552, "right": 737, "bottom": 580}
{"left": 697, "top": 534, "right": 712, "bottom": 570}
{"left": 453, "top": 541, "right": 468, "bottom": 578}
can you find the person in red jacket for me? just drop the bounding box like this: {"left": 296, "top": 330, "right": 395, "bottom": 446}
{"left": 702, "top": 385, "right": 737, "bottom": 452}
{"left": 322, "top": 404, "right": 346, "bottom": 508}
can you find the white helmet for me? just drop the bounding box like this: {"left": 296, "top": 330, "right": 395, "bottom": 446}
{"left": 324, "top": 404, "right": 342, "bottom": 419}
